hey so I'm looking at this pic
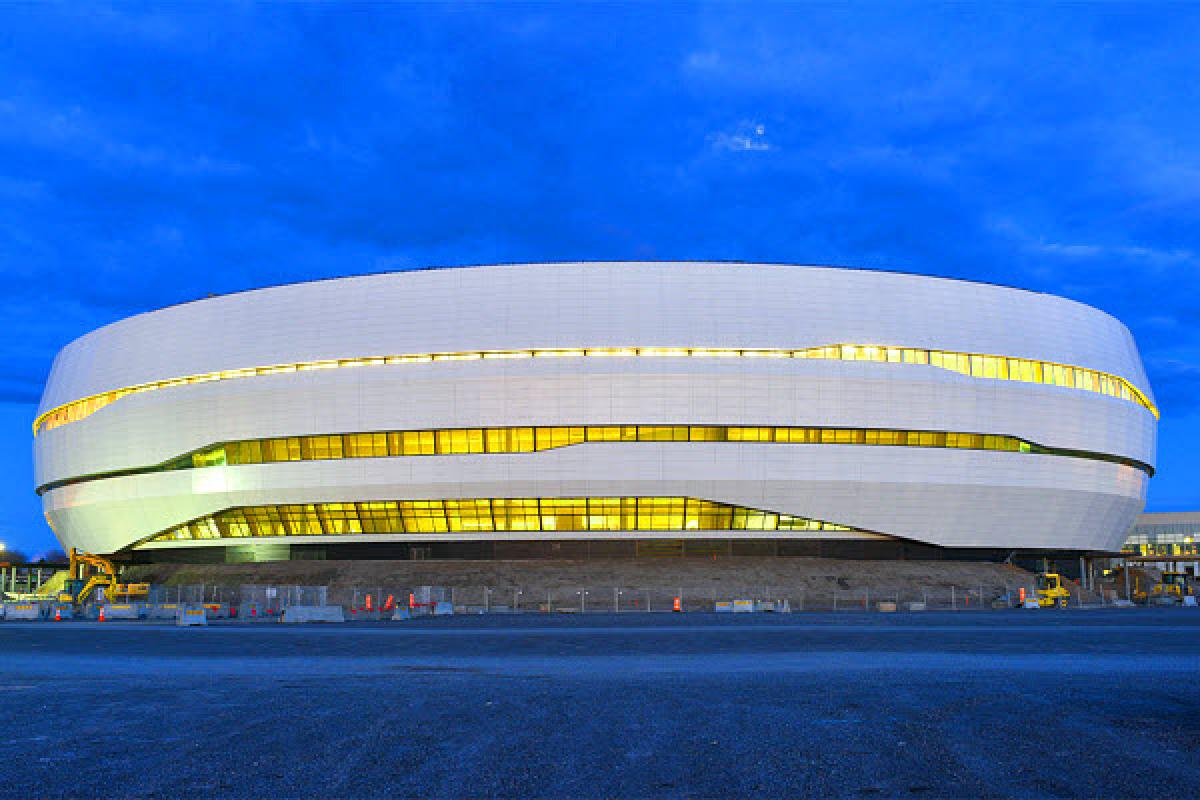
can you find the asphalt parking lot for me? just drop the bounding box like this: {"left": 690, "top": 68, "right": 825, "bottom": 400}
{"left": 3, "top": 610, "right": 1199, "bottom": 798}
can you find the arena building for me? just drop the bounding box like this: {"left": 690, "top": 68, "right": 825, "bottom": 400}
{"left": 33, "top": 262, "right": 1157, "bottom": 562}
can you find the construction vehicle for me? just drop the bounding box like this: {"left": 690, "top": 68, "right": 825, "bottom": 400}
{"left": 57, "top": 549, "right": 149, "bottom": 607}
{"left": 1034, "top": 572, "right": 1071, "bottom": 608}
{"left": 1135, "top": 571, "right": 1195, "bottom": 606}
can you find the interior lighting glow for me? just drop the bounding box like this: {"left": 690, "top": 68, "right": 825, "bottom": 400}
{"left": 33, "top": 343, "right": 1159, "bottom": 436}
{"left": 37, "top": 422, "right": 1151, "bottom": 496}
{"left": 141, "top": 496, "right": 864, "bottom": 544}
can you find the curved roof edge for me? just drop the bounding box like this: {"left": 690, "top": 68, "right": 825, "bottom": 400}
{"left": 159, "top": 260, "right": 1062, "bottom": 311}
{"left": 65, "top": 261, "right": 1134, "bottom": 346}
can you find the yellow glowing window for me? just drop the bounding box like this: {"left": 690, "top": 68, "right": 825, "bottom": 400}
{"left": 729, "top": 427, "right": 772, "bottom": 442}
{"left": 587, "top": 426, "right": 622, "bottom": 442}
{"left": 34, "top": 341, "right": 1157, "bottom": 438}
{"left": 38, "top": 419, "right": 1154, "bottom": 500}
{"left": 586, "top": 348, "right": 637, "bottom": 357}
{"left": 691, "top": 349, "right": 740, "bottom": 358}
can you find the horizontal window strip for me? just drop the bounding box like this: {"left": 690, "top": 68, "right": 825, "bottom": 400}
{"left": 36, "top": 424, "right": 1152, "bottom": 496}
{"left": 141, "top": 497, "right": 861, "bottom": 544}
{"left": 33, "top": 343, "right": 1158, "bottom": 436}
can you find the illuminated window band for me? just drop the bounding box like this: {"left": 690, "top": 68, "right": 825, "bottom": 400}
{"left": 33, "top": 344, "right": 1159, "bottom": 436}
{"left": 145, "top": 497, "right": 861, "bottom": 543}
{"left": 37, "top": 424, "right": 1150, "bottom": 496}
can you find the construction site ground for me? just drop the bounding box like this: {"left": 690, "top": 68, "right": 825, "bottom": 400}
{"left": 125, "top": 557, "right": 1061, "bottom": 607}
{"left": 3, "top": 609, "right": 1199, "bottom": 799}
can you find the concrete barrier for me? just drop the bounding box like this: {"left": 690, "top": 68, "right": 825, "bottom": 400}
{"left": 177, "top": 606, "right": 208, "bottom": 626}
{"left": 240, "top": 603, "right": 272, "bottom": 619}
{"left": 714, "top": 601, "right": 734, "bottom": 613}
{"left": 753, "top": 600, "right": 791, "bottom": 612}
{"left": 433, "top": 601, "right": 454, "bottom": 616}
{"left": 280, "top": 606, "right": 345, "bottom": 623}
{"left": 732, "top": 599, "right": 755, "bottom": 613}
{"left": 148, "top": 603, "right": 182, "bottom": 620}
{"left": 877, "top": 601, "right": 898, "bottom": 613}
{"left": 3, "top": 602, "right": 41, "bottom": 621}
{"left": 391, "top": 607, "right": 412, "bottom": 621}
{"left": 102, "top": 603, "right": 143, "bottom": 620}
{"left": 906, "top": 601, "right": 927, "bottom": 612}
{"left": 202, "top": 603, "right": 230, "bottom": 619}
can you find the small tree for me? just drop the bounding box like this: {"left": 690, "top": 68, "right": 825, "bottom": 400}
{"left": 0, "top": 547, "right": 30, "bottom": 564}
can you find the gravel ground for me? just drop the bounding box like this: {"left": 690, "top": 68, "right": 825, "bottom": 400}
{"left": 2, "top": 610, "right": 1199, "bottom": 799}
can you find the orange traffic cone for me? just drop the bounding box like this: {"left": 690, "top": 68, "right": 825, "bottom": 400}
{"left": 98, "top": 606, "right": 106, "bottom": 622}
{"left": 54, "top": 608, "right": 61, "bottom": 622}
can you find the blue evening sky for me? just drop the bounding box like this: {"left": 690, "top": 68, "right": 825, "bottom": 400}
{"left": 2, "top": 4, "right": 1198, "bottom": 556}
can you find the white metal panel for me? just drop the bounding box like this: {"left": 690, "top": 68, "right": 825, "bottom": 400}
{"left": 34, "top": 262, "right": 1157, "bottom": 554}
{"left": 42, "top": 443, "right": 1145, "bottom": 554}
{"left": 39, "top": 262, "right": 1154, "bottom": 411}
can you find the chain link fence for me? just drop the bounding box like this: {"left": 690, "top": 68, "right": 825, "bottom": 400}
{"left": 37, "top": 577, "right": 1124, "bottom": 620}
{"left": 155, "top": 578, "right": 1119, "bottom": 614}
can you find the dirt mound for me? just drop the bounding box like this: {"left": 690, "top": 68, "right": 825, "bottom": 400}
{"left": 127, "top": 557, "right": 1035, "bottom": 605}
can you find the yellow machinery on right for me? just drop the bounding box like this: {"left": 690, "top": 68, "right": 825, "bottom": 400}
{"left": 1134, "top": 571, "right": 1196, "bottom": 606}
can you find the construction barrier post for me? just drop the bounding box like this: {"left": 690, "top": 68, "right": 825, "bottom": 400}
{"left": 672, "top": 596, "right": 682, "bottom": 613}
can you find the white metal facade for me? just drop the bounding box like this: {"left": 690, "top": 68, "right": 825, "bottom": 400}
{"left": 34, "top": 262, "right": 1156, "bottom": 555}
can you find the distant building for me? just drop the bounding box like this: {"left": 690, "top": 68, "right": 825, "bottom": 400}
{"left": 1124, "top": 512, "right": 1200, "bottom": 558}
{"left": 33, "top": 262, "right": 1157, "bottom": 561}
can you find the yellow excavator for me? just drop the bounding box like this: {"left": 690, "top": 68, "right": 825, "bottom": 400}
{"left": 1135, "top": 571, "right": 1195, "bottom": 606}
{"left": 57, "top": 549, "right": 149, "bottom": 607}
{"left": 1035, "top": 572, "right": 1071, "bottom": 608}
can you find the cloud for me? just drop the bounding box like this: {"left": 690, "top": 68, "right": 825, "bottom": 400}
{"left": 1, "top": 1, "right": 1200, "bottom": 553}
{"left": 0, "top": 97, "right": 248, "bottom": 177}
{"left": 987, "top": 218, "right": 1198, "bottom": 272}
{"left": 708, "top": 122, "right": 773, "bottom": 153}
{"left": 1144, "top": 358, "right": 1200, "bottom": 416}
